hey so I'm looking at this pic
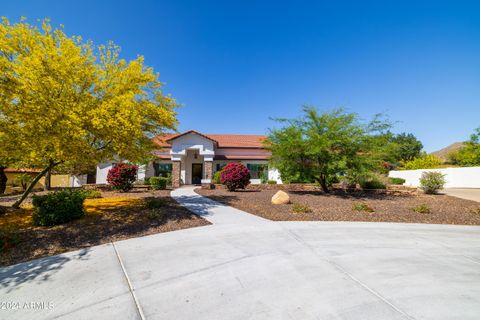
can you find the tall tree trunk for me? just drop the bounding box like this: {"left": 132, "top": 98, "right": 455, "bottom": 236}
{"left": 0, "top": 166, "right": 7, "bottom": 194}
{"left": 44, "top": 168, "right": 51, "bottom": 191}
{"left": 12, "top": 161, "right": 59, "bottom": 209}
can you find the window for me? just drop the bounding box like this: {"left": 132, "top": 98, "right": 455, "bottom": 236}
{"left": 154, "top": 163, "right": 172, "bottom": 177}
{"left": 247, "top": 164, "right": 267, "bottom": 179}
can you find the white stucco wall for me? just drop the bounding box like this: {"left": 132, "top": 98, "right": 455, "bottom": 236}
{"left": 268, "top": 168, "right": 282, "bottom": 184}
{"left": 212, "top": 160, "right": 282, "bottom": 184}
{"left": 70, "top": 175, "right": 87, "bottom": 187}
{"left": 96, "top": 162, "right": 116, "bottom": 184}
{"left": 389, "top": 167, "right": 480, "bottom": 188}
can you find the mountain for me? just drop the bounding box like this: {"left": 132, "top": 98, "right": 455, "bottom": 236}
{"left": 430, "top": 142, "right": 465, "bottom": 162}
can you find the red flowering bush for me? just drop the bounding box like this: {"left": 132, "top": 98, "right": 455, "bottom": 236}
{"left": 107, "top": 163, "right": 138, "bottom": 192}
{"left": 220, "top": 162, "right": 251, "bottom": 191}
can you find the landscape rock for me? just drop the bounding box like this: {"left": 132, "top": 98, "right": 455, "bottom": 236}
{"left": 271, "top": 190, "right": 290, "bottom": 205}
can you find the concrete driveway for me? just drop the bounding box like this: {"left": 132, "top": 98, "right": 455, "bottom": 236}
{"left": 443, "top": 188, "right": 480, "bottom": 202}
{"left": 1, "top": 187, "right": 480, "bottom": 320}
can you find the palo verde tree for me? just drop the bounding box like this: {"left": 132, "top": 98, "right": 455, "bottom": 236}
{"left": 265, "top": 106, "right": 391, "bottom": 192}
{"left": 0, "top": 18, "right": 178, "bottom": 207}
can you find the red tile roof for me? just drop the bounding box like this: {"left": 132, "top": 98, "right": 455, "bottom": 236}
{"left": 214, "top": 155, "right": 269, "bottom": 160}
{"left": 153, "top": 131, "right": 267, "bottom": 149}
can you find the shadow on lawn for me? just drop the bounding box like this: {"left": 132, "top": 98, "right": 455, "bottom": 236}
{"left": 0, "top": 248, "right": 91, "bottom": 293}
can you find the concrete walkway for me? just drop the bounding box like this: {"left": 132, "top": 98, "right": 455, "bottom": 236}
{"left": 443, "top": 188, "right": 480, "bottom": 202}
{"left": 1, "top": 186, "right": 480, "bottom": 320}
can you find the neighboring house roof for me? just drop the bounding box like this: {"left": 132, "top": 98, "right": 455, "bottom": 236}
{"left": 152, "top": 131, "right": 267, "bottom": 149}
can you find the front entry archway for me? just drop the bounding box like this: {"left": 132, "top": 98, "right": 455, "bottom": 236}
{"left": 192, "top": 163, "right": 203, "bottom": 185}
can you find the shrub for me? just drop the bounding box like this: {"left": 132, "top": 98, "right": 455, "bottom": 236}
{"left": 144, "top": 197, "right": 166, "bottom": 209}
{"left": 389, "top": 177, "right": 406, "bottom": 185}
{"left": 149, "top": 177, "right": 168, "bottom": 190}
{"left": 358, "top": 174, "right": 387, "bottom": 190}
{"left": 470, "top": 208, "right": 480, "bottom": 215}
{"left": 267, "top": 180, "right": 277, "bottom": 184}
{"left": 220, "top": 162, "right": 251, "bottom": 191}
{"left": 143, "top": 177, "right": 151, "bottom": 185}
{"left": 107, "top": 163, "right": 138, "bottom": 192}
{"left": 402, "top": 155, "right": 442, "bottom": 170}
{"left": 352, "top": 202, "right": 374, "bottom": 212}
{"left": 0, "top": 225, "right": 20, "bottom": 254}
{"left": 419, "top": 171, "right": 446, "bottom": 194}
{"left": 79, "top": 189, "right": 102, "bottom": 199}
{"left": 291, "top": 202, "right": 312, "bottom": 213}
{"left": 212, "top": 171, "right": 222, "bottom": 184}
{"left": 411, "top": 204, "right": 430, "bottom": 214}
{"left": 260, "top": 170, "right": 269, "bottom": 184}
{"left": 32, "top": 190, "right": 86, "bottom": 226}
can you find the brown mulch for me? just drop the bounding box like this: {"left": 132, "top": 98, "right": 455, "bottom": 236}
{"left": 0, "top": 189, "right": 210, "bottom": 267}
{"left": 196, "top": 188, "right": 480, "bottom": 225}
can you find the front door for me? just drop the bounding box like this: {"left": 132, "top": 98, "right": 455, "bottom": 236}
{"left": 192, "top": 163, "right": 203, "bottom": 185}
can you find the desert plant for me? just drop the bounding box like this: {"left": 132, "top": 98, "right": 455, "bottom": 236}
{"left": 212, "top": 171, "right": 222, "bottom": 184}
{"left": 470, "top": 208, "right": 480, "bottom": 215}
{"left": 419, "top": 171, "right": 446, "bottom": 194}
{"left": 402, "top": 155, "right": 442, "bottom": 170}
{"left": 389, "top": 177, "right": 406, "bottom": 185}
{"left": 149, "top": 177, "right": 168, "bottom": 190}
{"left": 260, "top": 170, "right": 269, "bottom": 184}
{"left": 352, "top": 202, "right": 374, "bottom": 212}
{"left": 267, "top": 180, "right": 277, "bottom": 184}
{"left": 220, "top": 162, "right": 251, "bottom": 191}
{"left": 79, "top": 189, "right": 102, "bottom": 199}
{"left": 107, "top": 163, "right": 138, "bottom": 192}
{"left": 411, "top": 203, "right": 430, "bottom": 214}
{"left": 266, "top": 107, "right": 392, "bottom": 192}
{"left": 32, "top": 190, "right": 87, "bottom": 226}
{"left": 291, "top": 202, "right": 312, "bottom": 213}
{"left": 358, "top": 174, "right": 387, "bottom": 190}
{"left": 144, "top": 197, "right": 166, "bottom": 209}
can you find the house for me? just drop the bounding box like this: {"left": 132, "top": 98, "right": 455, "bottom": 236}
{"left": 79, "top": 130, "right": 282, "bottom": 187}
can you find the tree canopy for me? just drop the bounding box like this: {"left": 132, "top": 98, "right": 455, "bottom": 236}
{"left": 265, "top": 106, "right": 391, "bottom": 192}
{"left": 0, "top": 18, "right": 178, "bottom": 206}
{"left": 449, "top": 127, "right": 480, "bottom": 166}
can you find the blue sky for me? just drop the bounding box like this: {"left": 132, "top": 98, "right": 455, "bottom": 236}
{"left": 3, "top": 1, "right": 479, "bottom": 152}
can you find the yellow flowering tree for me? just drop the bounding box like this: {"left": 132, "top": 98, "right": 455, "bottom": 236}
{"left": 0, "top": 18, "right": 178, "bottom": 207}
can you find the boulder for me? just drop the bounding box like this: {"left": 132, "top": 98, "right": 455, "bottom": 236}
{"left": 271, "top": 190, "right": 290, "bottom": 205}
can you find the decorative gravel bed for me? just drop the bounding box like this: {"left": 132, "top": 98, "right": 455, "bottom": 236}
{"left": 0, "top": 189, "right": 210, "bottom": 266}
{"left": 197, "top": 188, "right": 480, "bottom": 225}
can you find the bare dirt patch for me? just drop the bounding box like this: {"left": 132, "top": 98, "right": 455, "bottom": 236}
{"left": 0, "top": 189, "right": 210, "bottom": 266}
{"left": 197, "top": 188, "right": 480, "bottom": 225}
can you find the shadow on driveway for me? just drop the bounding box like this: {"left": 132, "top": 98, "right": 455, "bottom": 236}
{"left": 0, "top": 248, "right": 91, "bottom": 293}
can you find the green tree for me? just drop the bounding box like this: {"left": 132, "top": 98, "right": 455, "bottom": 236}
{"left": 390, "top": 133, "right": 423, "bottom": 162}
{"left": 451, "top": 128, "right": 480, "bottom": 166}
{"left": 265, "top": 107, "right": 391, "bottom": 192}
{"left": 0, "top": 18, "right": 178, "bottom": 207}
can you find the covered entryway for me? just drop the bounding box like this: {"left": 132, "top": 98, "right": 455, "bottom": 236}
{"left": 191, "top": 163, "right": 203, "bottom": 185}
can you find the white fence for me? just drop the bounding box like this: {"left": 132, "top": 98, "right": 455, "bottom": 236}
{"left": 389, "top": 167, "right": 480, "bottom": 188}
